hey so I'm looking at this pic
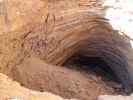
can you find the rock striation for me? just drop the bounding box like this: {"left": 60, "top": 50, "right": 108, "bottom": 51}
{"left": 0, "top": 0, "right": 133, "bottom": 99}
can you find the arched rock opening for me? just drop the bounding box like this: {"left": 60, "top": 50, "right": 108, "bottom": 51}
{"left": 0, "top": 0, "right": 133, "bottom": 99}
{"left": 10, "top": 17, "right": 133, "bottom": 96}
{"left": 76, "top": 26, "right": 133, "bottom": 93}
{"left": 65, "top": 56, "right": 118, "bottom": 82}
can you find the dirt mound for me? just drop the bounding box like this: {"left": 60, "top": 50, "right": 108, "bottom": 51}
{"left": 0, "top": 72, "right": 77, "bottom": 100}
{"left": 11, "top": 56, "right": 124, "bottom": 100}
{"left": 0, "top": 0, "right": 133, "bottom": 100}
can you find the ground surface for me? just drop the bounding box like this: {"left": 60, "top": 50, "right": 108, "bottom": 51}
{"left": 12, "top": 57, "right": 125, "bottom": 100}
{"left": 0, "top": 0, "right": 131, "bottom": 100}
{"left": 0, "top": 72, "right": 77, "bottom": 100}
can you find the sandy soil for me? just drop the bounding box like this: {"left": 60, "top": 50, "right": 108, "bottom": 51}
{"left": 11, "top": 56, "right": 124, "bottom": 100}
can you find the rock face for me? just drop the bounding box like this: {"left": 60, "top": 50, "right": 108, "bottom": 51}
{"left": 0, "top": 0, "right": 102, "bottom": 74}
{"left": 0, "top": 0, "right": 133, "bottom": 99}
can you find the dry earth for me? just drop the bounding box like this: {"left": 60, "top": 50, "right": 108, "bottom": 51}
{"left": 0, "top": 72, "right": 77, "bottom": 100}
{"left": 11, "top": 56, "right": 124, "bottom": 100}
{"left": 0, "top": 0, "right": 133, "bottom": 100}
{"left": 0, "top": 56, "right": 124, "bottom": 100}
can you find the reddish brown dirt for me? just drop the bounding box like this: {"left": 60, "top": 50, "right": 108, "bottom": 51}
{"left": 11, "top": 57, "right": 124, "bottom": 100}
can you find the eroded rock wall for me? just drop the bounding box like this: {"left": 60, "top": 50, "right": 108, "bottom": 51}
{"left": 0, "top": 0, "right": 133, "bottom": 99}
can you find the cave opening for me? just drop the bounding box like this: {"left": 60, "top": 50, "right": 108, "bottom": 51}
{"left": 65, "top": 55, "right": 120, "bottom": 83}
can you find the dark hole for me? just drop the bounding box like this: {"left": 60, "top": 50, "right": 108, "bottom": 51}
{"left": 64, "top": 55, "right": 120, "bottom": 82}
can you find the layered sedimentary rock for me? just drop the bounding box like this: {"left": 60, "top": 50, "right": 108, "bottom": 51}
{"left": 0, "top": 0, "right": 133, "bottom": 99}
{"left": 0, "top": 0, "right": 102, "bottom": 74}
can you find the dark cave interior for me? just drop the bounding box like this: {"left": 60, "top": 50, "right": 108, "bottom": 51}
{"left": 65, "top": 55, "right": 120, "bottom": 83}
